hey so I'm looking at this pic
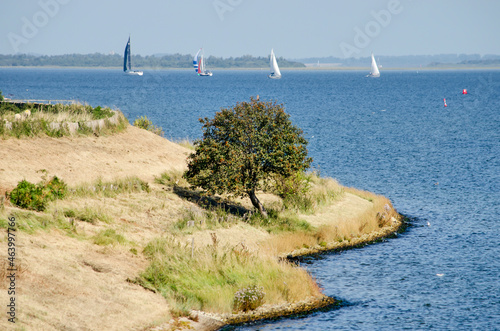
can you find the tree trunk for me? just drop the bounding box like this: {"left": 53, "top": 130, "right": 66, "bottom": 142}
{"left": 247, "top": 189, "right": 268, "bottom": 218}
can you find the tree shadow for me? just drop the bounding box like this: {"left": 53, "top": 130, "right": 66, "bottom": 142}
{"left": 173, "top": 186, "right": 250, "bottom": 217}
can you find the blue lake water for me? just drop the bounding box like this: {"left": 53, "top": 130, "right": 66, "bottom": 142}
{"left": 1, "top": 68, "right": 499, "bottom": 330}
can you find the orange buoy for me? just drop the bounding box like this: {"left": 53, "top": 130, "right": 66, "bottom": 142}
{"left": 462, "top": 89, "right": 468, "bottom": 94}
{"left": 444, "top": 98, "right": 447, "bottom": 107}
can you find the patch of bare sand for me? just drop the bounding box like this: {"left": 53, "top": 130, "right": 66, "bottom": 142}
{"left": 0, "top": 231, "right": 171, "bottom": 331}
{"left": 0, "top": 125, "right": 190, "bottom": 194}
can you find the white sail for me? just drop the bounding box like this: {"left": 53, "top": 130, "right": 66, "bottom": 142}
{"left": 269, "top": 49, "right": 281, "bottom": 79}
{"left": 368, "top": 53, "right": 380, "bottom": 77}
{"left": 199, "top": 54, "right": 205, "bottom": 72}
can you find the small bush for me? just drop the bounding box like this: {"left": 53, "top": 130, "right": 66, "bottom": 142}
{"left": 233, "top": 285, "right": 265, "bottom": 312}
{"left": 155, "top": 170, "right": 187, "bottom": 187}
{"left": 92, "top": 229, "right": 127, "bottom": 246}
{"left": 91, "top": 106, "right": 114, "bottom": 120}
{"left": 133, "top": 115, "right": 164, "bottom": 136}
{"left": 8, "top": 176, "right": 67, "bottom": 211}
{"left": 0, "top": 90, "right": 4, "bottom": 101}
{"left": 63, "top": 207, "right": 112, "bottom": 224}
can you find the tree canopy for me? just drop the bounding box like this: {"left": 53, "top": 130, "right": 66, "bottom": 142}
{"left": 184, "top": 97, "right": 312, "bottom": 217}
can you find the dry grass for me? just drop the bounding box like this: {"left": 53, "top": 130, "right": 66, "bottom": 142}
{"left": 259, "top": 187, "right": 400, "bottom": 256}
{"left": 2, "top": 108, "right": 94, "bottom": 123}
{"left": 139, "top": 236, "right": 323, "bottom": 315}
{"left": 0, "top": 125, "right": 403, "bottom": 330}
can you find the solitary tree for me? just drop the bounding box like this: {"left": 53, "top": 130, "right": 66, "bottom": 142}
{"left": 184, "top": 97, "right": 312, "bottom": 217}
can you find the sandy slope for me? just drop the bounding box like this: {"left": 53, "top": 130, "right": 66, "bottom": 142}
{"left": 0, "top": 125, "right": 189, "bottom": 194}
{"left": 0, "top": 126, "right": 191, "bottom": 330}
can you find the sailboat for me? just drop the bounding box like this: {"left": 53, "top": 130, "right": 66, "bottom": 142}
{"left": 123, "top": 36, "right": 143, "bottom": 76}
{"left": 366, "top": 52, "right": 380, "bottom": 78}
{"left": 268, "top": 49, "right": 281, "bottom": 79}
{"left": 193, "top": 48, "right": 212, "bottom": 76}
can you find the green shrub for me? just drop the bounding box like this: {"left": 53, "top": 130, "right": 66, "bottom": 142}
{"left": 63, "top": 207, "right": 112, "bottom": 224}
{"left": 91, "top": 106, "right": 114, "bottom": 119}
{"left": 92, "top": 229, "right": 127, "bottom": 246}
{"left": 133, "top": 115, "right": 164, "bottom": 136}
{"left": 0, "top": 90, "right": 4, "bottom": 101}
{"left": 233, "top": 285, "right": 265, "bottom": 312}
{"left": 8, "top": 176, "right": 67, "bottom": 211}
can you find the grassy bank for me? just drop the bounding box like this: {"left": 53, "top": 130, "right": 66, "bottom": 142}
{"left": 0, "top": 169, "right": 402, "bottom": 324}
{"left": 0, "top": 108, "right": 404, "bottom": 330}
{"left": 0, "top": 100, "right": 127, "bottom": 138}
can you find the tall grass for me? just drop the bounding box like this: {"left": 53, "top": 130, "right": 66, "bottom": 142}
{"left": 62, "top": 206, "right": 112, "bottom": 224}
{"left": 139, "top": 237, "right": 322, "bottom": 315}
{"left": 92, "top": 229, "right": 128, "bottom": 246}
{"left": 69, "top": 177, "right": 150, "bottom": 198}
{"left": 0, "top": 209, "right": 77, "bottom": 235}
{"left": 133, "top": 115, "right": 164, "bottom": 137}
{"left": 273, "top": 172, "right": 345, "bottom": 214}
{"left": 0, "top": 101, "right": 127, "bottom": 138}
{"left": 260, "top": 187, "right": 401, "bottom": 255}
{"left": 174, "top": 138, "right": 195, "bottom": 150}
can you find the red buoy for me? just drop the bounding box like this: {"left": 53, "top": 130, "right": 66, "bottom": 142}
{"left": 444, "top": 98, "right": 447, "bottom": 107}
{"left": 462, "top": 89, "right": 468, "bottom": 94}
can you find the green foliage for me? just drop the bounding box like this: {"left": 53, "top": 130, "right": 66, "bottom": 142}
{"left": 69, "top": 177, "right": 150, "bottom": 198}
{"left": 91, "top": 106, "right": 114, "bottom": 119}
{"left": 1, "top": 101, "right": 123, "bottom": 138}
{"left": 155, "top": 170, "right": 187, "bottom": 187}
{"left": 273, "top": 172, "right": 312, "bottom": 199}
{"left": 233, "top": 285, "right": 265, "bottom": 312}
{"left": 273, "top": 173, "right": 345, "bottom": 213}
{"left": 184, "top": 97, "right": 312, "bottom": 216}
{"left": 0, "top": 90, "right": 4, "bottom": 101}
{"left": 92, "top": 229, "right": 127, "bottom": 246}
{"left": 8, "top": 176, "right": 67, "bottom": 211}
{"left": 133, "top": 115, "right": 164, "bottom": 136}
{"left": 0, "top": 53, "right": 306, "bottom": 69}
{"left": 139, "top": 237, "right": 299, "bottom": 314}
{"left": 63, "top": 207, "right": 112, "bottom": 224}
{"left": 246, "top": 209, "right": 311, "bottom": 234}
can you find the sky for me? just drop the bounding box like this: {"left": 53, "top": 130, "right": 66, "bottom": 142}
{"left": 1, "top": 0, "right": 499, "bottom": 59}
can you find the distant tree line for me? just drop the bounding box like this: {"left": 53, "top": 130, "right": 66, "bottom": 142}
{"left": 0, "top": 53, "right": 305, "bottom": 69}
{"left": 296, "top": 53, "right": 500, "bottom": 68}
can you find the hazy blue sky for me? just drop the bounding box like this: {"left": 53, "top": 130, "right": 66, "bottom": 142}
{"left": 1, "top": 0, "right": 499, "bottom": 58}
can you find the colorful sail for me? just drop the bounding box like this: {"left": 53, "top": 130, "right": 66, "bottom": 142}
{"left": 193, "top": 49, "right": 201, "bottom": 73}
{"left": 193, "top": 48, "right": 212, "bottom": 76}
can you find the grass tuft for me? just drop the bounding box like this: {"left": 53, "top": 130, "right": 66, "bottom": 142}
{"left": 92, "top": 229, "right": 127, "bottom": 246}
{"left": 138, "top": 237, "right": 322, "bottom": 314}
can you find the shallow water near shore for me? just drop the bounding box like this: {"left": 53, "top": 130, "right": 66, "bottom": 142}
{"left": 1, "top": 68, "right": 499, "bottom": 330}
